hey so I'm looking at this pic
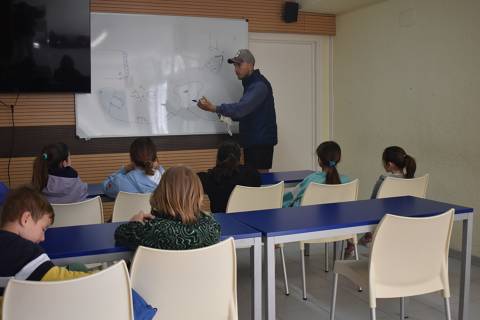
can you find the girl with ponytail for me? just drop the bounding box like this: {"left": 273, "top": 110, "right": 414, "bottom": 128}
{"left": 31, "top": 142, "right": 88, "bottom": 203}
{"left": 103, "top": 137, "right": 165, "bottom": 198}
{"left": 370, "top": 146, "right": 417, "bottom": 199}
{"left": 198, "top": 140, "right": 261, "bottom": 213}
{"left": 283, "top": 141, "right": 350, "bottom": 208}
{"left": 360, "top": 146, "right": 418, "bottom": 246}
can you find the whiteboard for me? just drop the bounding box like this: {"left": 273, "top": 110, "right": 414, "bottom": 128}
{"left": 75, "top": 13, "right": 247, "bottom": 138}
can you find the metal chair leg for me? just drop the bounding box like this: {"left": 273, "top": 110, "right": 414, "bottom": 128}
{"left": 354, "top": 241, "right": 363, "bottom": 292}
{"left": 301, "top": 247, "right": 307, "bottom": 300}
{"left": 340, "top": 240, "right": 346, "bottom": 260}
{"left": 279, "top": 246, "right": 290, "bottom": 295}
{"left": 325, "top": 243, "right": 329, "bottom": 272}
{"left": 330, "top": 273, "right": 339, "bottom": 320}
{"left": 333, "top": 241, "right": 338, "bottom": 263}
{"left": 444, "top": 297, "right": 452, "bottom": 320}
{"left": 370, "top": 308, "right": 377, "bottom": 320}
{"left": 354, "top": 241, "right": 359, "bottom": 260}
{"left": 400, "top": 297, "right": 405, "bottom": 319}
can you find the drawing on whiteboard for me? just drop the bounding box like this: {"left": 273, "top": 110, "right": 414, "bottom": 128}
{"left": 97, "top": 50, "right": 130, "bottom": 80}
{"left": 98, "top": 81, "right": 220, "bottom": 126}
{"left": 98, "top": 87, "right": 129, "bottom": 122}
{"left": 205, "top": 34, "right": 224, "bottom": 73}
{"left": 164, "top": 80, "right": 217, "bottom": 121}
{"left": 99, "top": 87, "right": 156, "bottom": 125}
{"left": 130, "top": 85, "right": 157, "bottom": 103}
{"left": 204, "top": 54, "right": 224, "bottom": 73}
{"left": 136, "top": 116, "right": 149, "bottom": 124}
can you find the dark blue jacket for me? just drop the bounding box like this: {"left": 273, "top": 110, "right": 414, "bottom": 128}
{"left": 217, "top": 70, "right": 278, "bottom": 148}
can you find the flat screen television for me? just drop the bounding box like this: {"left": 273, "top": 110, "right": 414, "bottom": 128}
{"left": 0, "top": 0, "right": 91, "bottom": 93}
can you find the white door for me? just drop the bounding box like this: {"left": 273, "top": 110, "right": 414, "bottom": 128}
{"left": 249, "top": 33, "right": 328, "bottom": 171}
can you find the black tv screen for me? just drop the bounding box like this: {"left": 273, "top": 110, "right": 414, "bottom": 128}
{"left": 0, "top": 0, "right": 91, "bottom": 93}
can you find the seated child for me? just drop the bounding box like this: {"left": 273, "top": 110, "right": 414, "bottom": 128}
{"left": 31, "top": 142, "right": 88, "bottom": 204}
{"left": 370, "top": 145, "right": 417, "bottom": 198}
{"left": 0, "top": 186, "right": 89, "bottom": 297}
{"left": 283, "top": 141, "right": 350, "bottom": 208}
{"left": 361, "top": 146, "right": 417, "bottom": 246}
{"left": 103, "top": 137, "right": 165, "bottom": 198}
{"left": 0, "top": 186, "right": 158, "bottom": 320}
{"left": 198, "top": 140, "right": 261, "bottom": 213}
{"left": 115, "top": 166, "right": 220, "bottom": 250}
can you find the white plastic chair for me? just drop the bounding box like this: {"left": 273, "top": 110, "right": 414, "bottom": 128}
{"left": 299, "top": 179, "right": 360, "bottom": 300}
{"left": 226, "top": 182, "right": 290, "bottom": 295}
{"left": 51, "top": 196, "right": 104, "bottom": 227}
{"left": 2, "top": 261, "right": 133, "bottom": 320}
{"left": 226, "top": 181, "right": 285, "bottom": 213}
{"left": 130, "top": 238, "right": 237, "bottom": 320}
{"left": 330, "top": 209, "right": 454, "bottom": 320}
{"left": 377, "top": 174, "right": 429, "bottom": 199}
{"left": 112, "top": 192, "right": 151, "bottom": 222}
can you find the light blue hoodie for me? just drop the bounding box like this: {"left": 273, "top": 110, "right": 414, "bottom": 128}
{"left": 283, "top": 171, "right": 350, "bottom": 208}
{"left": 102, "top": 166, "right": 165, "bottom": 198}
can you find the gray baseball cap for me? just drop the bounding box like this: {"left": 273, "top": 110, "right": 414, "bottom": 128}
{"left": 227, "top": 49, "right": 255, "bottom": 65}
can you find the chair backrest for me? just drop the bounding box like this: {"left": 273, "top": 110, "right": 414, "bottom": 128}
{"left": 226, "top": 181, "right": 284, "bottom": 213}
{"left": 376, "top": 174, "right": 429, "bottom": 199}
{"left": 369, "top": 209, "right": 454, "bottom": 303}
{"left": 2, "top": 261, "right": 133, "bottom": 320}
{"left": 51, "top": 196, "right": 104, "bottom": 227}
{"left": 130, "top": 238, "right": 237, "bottom": 320}
{"left": 112, "top": 192, "right": 152, "bottom": 222}
{"left": 300, "top": 179, "right": 359, "bottom": 206}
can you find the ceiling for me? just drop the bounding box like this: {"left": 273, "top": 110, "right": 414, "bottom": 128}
{"left": 298, "top": 0, "right": 387, "bottom": 15}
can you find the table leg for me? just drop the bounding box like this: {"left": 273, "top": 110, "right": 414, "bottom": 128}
{"left": 264, "top": 236, "right": 276, "bottom": 320}
{"left": 459, "top": 213, "right": 473, "bottom": 320}
{"left": 250, "top": 237, "right": 262, "bottom": 320}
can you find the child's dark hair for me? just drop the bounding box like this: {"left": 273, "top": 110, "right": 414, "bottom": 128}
{"left": 130, "top": 137, "right": 158, "bottom": 176}
{"left": 0, "top": 185, "right": 54, "bottom": 227}
{"left": 317, "top": 141, "right": 342, "bottom": 184}
{"left": 382, "top": 146, "right": 416, "bottom": 178}
{"left": 211, "top": 140, "right": 242, "bottom": 184}
{"left": 32, "top": 142, "right": 69, "bottom": 191}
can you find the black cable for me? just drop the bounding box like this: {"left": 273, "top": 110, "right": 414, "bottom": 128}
{"left": 0, "top": 93, "right": 19, "bottom": 188}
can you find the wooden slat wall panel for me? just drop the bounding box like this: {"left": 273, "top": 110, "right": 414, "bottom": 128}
{"left": 0, "top": 94, "right": 75, "bottom": 127}
{"left": 103, "top": 202, "right": 114, "bottom": 223}
{"left": 91, "top": 0, "right": 335, "bottom": 35}
{"left": 0, "top": 149, "right": 217, "bottom": 187}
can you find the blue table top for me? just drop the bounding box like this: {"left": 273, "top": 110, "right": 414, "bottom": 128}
{"left": 261, "top": 170, "right": 314, "bottom": 185}
{"left": 230, "top": 196, "right": 473, "bottom": 237}
{"left": 87, "top": 183, "right": 107, "bottom": 199}
{"left": 41, "top": 213, "right": 261, "bottom": 260}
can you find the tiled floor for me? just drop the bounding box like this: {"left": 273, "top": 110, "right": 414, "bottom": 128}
{"left": 236, "top": 243, "right": 479, "bottom": 320}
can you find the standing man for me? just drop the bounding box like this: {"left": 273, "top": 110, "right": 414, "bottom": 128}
{"left": 197, "top": 49, "right": 278, "bottom": 173}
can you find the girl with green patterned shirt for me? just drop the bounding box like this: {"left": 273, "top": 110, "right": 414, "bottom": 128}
{"left": 115, "top": 166, "right": 220, "bottom": 250}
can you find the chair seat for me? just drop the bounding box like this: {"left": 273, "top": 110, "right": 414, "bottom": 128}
{"left": 300, "top": 234, "right": 357, "bottom": 248}
{"left": 333, "top": 259, "right": 369, "bottom": 288}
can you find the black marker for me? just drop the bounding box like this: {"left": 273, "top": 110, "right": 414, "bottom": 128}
{"left": 192, "top": 99, "right": 197, "bottom": 102}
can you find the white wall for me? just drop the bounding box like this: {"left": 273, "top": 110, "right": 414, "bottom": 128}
{"left": 333, "top": 0, "right": 480, "bottom": 256}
